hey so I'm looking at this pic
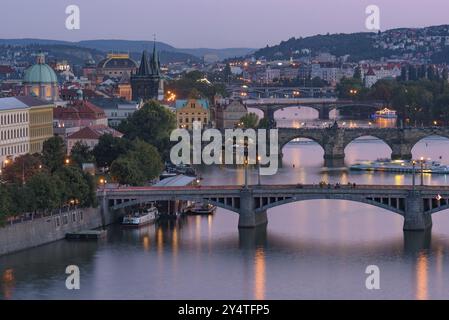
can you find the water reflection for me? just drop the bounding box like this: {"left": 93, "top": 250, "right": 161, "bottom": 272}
{"left": 254, "top": 247, "right": 266, "bottom": 300}
{"left": 416, "top": 253, "right": 429, "bottom": 300}
{"left": 2, "top": 269, "right": 15, "bottom": 300}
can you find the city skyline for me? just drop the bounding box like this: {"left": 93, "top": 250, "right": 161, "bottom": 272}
{"left": 0, "top": 0, "right": 448, "bottom": 48}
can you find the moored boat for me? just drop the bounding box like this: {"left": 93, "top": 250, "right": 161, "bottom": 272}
{"left": 350, "top": 159, "right": 449, "bottom": 174}
{"left": 185, "top": 202, "right": 217, "bottom": 215}
{"left": 122, "top": 206, "right": 159, "bottom": 227}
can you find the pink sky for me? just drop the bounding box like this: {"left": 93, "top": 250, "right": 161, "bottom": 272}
{"left": 1, "top": 0, "right": 448, "bottom": 48}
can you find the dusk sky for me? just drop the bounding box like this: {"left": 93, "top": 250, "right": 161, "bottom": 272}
{"left": 1, "top": 0, "right": 448, "bottom": 48}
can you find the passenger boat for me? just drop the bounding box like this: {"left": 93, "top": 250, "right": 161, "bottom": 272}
{"left": 122, "top": 206, "right": 159, "bottom": 227}
{"left": 350, "top": 159, "right": 449, "bottom": 174}
{"left": 185, "top": 202, "right": 217, "bottom": 215}
{"left": 372, "top": 108, "right": 398, "bottom": 119}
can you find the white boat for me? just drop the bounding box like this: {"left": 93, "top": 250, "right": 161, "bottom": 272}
{"left": 372, "top": 108, "right": 398, "bottom": 119}
{"left": 185, "top": 202, "right": 217, "bottom": 215}
{"left": 350, "top": 159, "right": 449, "bottom": 174}
{"left": 122, "top": 206, "right": 159, "bottom": 227}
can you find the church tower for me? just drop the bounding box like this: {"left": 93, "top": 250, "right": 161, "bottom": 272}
{"left": 131, "top": 42, "right": 164, "bottom": 102}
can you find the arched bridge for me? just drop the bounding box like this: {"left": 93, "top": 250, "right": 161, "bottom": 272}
{"left": 244, "top": 98, "right": 384, "bottom": 121}
{"left": 277, "top": 126, "right": 449, "bottom": 167}
{"left": 99, "top": 184, "right": 449, "bottom": 232}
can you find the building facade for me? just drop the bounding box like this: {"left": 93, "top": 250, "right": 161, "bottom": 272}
{"left": 215, "top": 100, "right": 248, "bottom": 129}
{"left": 0, "top": 96, "right": 53, "bottom": 165}
{"left": 89, "top": 98, "right": 140, "bottom": 127}
{"left": 175, "top": 98, "right": 210, "bottom": 130}
{"left": 96, "top": 53, "right": 138, "bottom": 84}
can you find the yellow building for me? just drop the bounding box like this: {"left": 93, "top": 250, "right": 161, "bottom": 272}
{"left": 175, "top": 98, "right": 210, "bottom": 130}
{"left": 29, "top": 100, "right": 54, "bottom": 154}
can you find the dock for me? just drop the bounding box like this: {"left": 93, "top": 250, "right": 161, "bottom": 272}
{"left": 66, "top": 229, "right": 107, "bottom": 240}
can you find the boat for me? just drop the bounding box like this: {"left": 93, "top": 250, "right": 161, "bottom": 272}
{"left": 184, "top": 202, "right": 217, "bottom": 215}
{"left": 372, "top": 108, "right": 398, "bottom": 119}
{"left": 350, "top": 159, "right": 449, "bottom": 174}
{"left": 122, "top": 206, "right": 159, "bottom": 227}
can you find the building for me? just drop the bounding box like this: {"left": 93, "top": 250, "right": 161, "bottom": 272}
{"left": 116, "top": 72, "right": 132, "bottom": 101}
{"left": 89, "top": 97, "right": 140, "bottom": 127}
{"left": 53, "top": 95, "right": 108, "bottom": 138}
{"left": 0, "top": 96, "right": 54, "bottom": 165}
{"left": 175, "top": 98, "right": 210, "bottom": 129}
{"left": 364, "top": 66, "right": 378, "bottom": 88}
{"left": 215, "top": 100, "right": 248, "bottom": 129}
{"left": 66, "top": 125, "right": 123, "bottom": 154}
{"left": 96, "top": 53, "right": 138, "bottom": 84}
{"left": 131, "top": 44, "right": 164, "bottom": 102}
{"left": 23, "top": 53, "right": 59, "bottom": 101}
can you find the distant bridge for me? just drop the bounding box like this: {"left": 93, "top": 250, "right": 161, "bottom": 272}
{"left": 99, "top": 184, "right": 449, "bottom": 231}
{"left": 277, "top": 126, "right": 449, "bottom": 167}
{"left": 228, "top": 86, "right": 335, "bottom": 99}
{"left": 243, "top": 98, "right": 385, "bottom": 121}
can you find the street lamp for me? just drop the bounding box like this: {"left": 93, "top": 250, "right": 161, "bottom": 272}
{"left": 244, "top": 157, "right": 249, "bottom": 189}
{"left": 65, "top": 158, "right": 70, "bottom": 165}
{"left": 420, "top": 157, "right": 424, "bottom": 186}
{"left": 412, "top": 160, "right": 416, "bottom": 190}
{"left": 257, "top": 155, "right": 261, "bottom": 186}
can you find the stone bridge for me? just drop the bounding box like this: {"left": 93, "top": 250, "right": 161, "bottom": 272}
{"left": 277, "top": 126, "right": 449, "bottom": 167}
{"left": 244, "top": 98, "right": 384, "bottom": 121}
{"left": 99, "top": 184, "right": 449, "bottom": 232}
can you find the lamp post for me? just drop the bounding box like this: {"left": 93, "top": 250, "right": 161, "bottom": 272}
{"left": 257, "top": 155, "right": 261, "bottom": 186}
{"left": 420, "top": 157, "right": 424, "bottom": 186}
{"left": 244, "top": 157, "right": 248, "bottom": 189}
{"left": 412, "top": 160, "right": 416, "bottom": 190}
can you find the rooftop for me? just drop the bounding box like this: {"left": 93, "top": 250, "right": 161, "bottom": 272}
{"left": 0, "top": 96, "right": 52, "bottom": 111}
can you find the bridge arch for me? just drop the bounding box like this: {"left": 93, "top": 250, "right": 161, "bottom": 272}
{"left": 254, "top": 195, "right": 405, "bottom": 216}
{"left": 410, "top": 134, "right": 449, "bottom": 160}
{"left": 343, "top": 135, "right": 393, "bottom": 161}
{"left": 109, "top": 195, "right": 242, "bottom": 215}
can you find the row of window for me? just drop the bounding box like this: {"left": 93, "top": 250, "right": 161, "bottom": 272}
{"left": 178, "top": 112, "right": 208, "bottom": 116}
{"left": 0, "top": 112, "right": 28, "bottom": 125}
{"left": 0, "top": 143, "right": 28, "bottom": 156}
{"left": 178, "top": 118, "right": 208, "bottom": 123}
{"left": 0, "top": 127, "right": 28, "bottom": 141}
{"left": 30, "top": 113, "right": 52, "bottom": 125}
{"left": 30, "top": 127, "right": 52, "bottom": 138}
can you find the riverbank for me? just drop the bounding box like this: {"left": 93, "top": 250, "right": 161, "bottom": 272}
{"left": 0, "top": 207, "right": 118, "bottom": 256}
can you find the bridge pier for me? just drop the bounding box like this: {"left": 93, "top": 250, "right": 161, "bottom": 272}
{"left": 403, "top": 191, "right": 432, "bottom": 231}
{"left": 391, "top": 143, "right": 413, "bottom": 160}
{"left": 238, "top": 189, "right": 268, "bottom": 228}
{"left": 323, "top": 142, "right": 345, "bottom": 168}
{"left": 317, "top": 105, "right": 330, "bottom": 120}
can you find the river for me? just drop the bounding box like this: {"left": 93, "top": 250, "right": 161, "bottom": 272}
{"left": 2, "top": 108, "right": 449, "bottom": 300}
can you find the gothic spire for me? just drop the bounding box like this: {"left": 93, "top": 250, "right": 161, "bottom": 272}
{"left": 137, "top": 50, "right": 151, "bottom": 76}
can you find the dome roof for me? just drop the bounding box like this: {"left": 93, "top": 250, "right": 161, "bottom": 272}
{"left": 97, "top": 54, "right": 138, "bottom": 69}
{"left": 24, "top": 63, "right": 58, "bottom": 84}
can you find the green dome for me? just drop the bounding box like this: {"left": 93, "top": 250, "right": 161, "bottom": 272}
{"left": 24, "top": 63, "right": 58, "bottom": 84}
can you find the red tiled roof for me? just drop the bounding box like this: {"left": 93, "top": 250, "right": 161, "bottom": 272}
{"left": 54, "top": 100, "right": 107, "bottom": 121}
{"left": 67, "top": 125, "right": 123, "bottom": 140}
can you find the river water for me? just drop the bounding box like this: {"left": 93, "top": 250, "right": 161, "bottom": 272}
{"left": 2, "top": 108, "right": 449, "bottom": 300}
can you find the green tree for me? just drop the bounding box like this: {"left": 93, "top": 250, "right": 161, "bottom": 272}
{"left": 239, "top": 113, "right": 259, "bottom": 129}
{"left": 0, "top": 185, "right": 12, "bottom": 223}
{"left": 26, "top": 173, "right": 61, "bottom": 212}
{"left": 118, "top": 101, "right": 176, "bottom": 159}
{"left": 55, "top": 166, "right": 91, "bottom": 207}
{"left": 110, "top": 156, "right": 144, "bottom": 186}
{"left": 42, "top": 136, "right": 66, "bottom": 173}
{"left": 128, "top": 139, "right": 164, "bottom": 182}
{"left": 70, "top": 141, "right": 94, "bottom": 167}
{"left": 1, "top": 154, "right": 43, "bottom": 185}
{"left": 92, "top": 134, "right": 131, "bottom": 169}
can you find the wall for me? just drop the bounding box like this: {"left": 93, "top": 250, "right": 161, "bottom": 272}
{"left": 0, "top": 207, "right": 118, "bottom": 256}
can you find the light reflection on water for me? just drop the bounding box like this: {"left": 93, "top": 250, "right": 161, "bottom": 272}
{"left": 2, "top": 116, "right": 449, "bottom": 299}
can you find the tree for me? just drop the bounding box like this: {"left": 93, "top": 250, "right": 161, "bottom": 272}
{"left": 258, "top": 117, "right": 270, "bottom": 129}
{"left": 55, "top": 166, "right": 92, "bottom": 207}
{"left": 1, "top": 154, "right": 43, "bottom": 185}
{"left": 92, "top": 134, "right": 130, "bottom": 169}
{"left": 26, "top": 173, "right": 61, "bottom": 212}
{"left": 0, "top": 185, "right": 12, "bottom": 223}
{"left": 128, "top": 139, "right": 164, "bottom": 182}
{"left": 118, "top": 101, "right": 176, "bottom": 159}
{"left": 70, "top": 141, "right": 94, "bottom": 168}
{"left": 110, "top": 156, "right": 145, "bottom": 186}
{"left": 239, "top": 113, "right": 259, "bottom": 129}
{"left": 42, "top": 136, "right": 66, "bottom": 173}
